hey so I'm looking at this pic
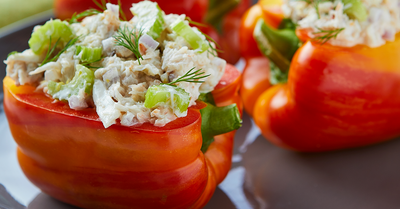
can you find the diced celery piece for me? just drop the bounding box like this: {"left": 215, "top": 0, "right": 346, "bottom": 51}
{"left": 48, "top": 64, "right": 94, "bottom": 101}
{"left": 171, "top": 20, "right": 209, "bottom": 53}
{"left": 130, "top": 1, "right": 165, "bottom": 39}
{"left": 144, "top": 84, "right": 190, "bottom": 114}
{"left": 29, "top": 19, "right": 74, "bottom": 55}
{"left": 343, "top": 0, "right": 367, "bottom": 22}
{"left": 76, "top": 46, "right": 102, "bottom": 63}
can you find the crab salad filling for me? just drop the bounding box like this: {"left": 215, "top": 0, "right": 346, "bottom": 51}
{"left": 4, "top": 1, "right": 226, "bottom": 128}
{"left": 282, "top": 0, "right": 400, "bottom": 47}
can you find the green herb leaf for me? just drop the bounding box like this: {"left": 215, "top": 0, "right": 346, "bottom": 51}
{"left": 92, "top": 0, "right": 107, "bottom": 11}
{"left": 166, "top": 67, "right": 210, "bottom": 86}
{"left": 312, "top": 27, "right": 344, "bottom": 44}
{"left": 113, "top": 26, "right": 144, "bottom": 64}
{"left": 118, "top": 0, "right": 127, "bottom": 21}
{"left": 41, "top": 36, "right": 79, "bottom": 66}
{"left": 69, "top": 9, "right": 102, "bottom": 24}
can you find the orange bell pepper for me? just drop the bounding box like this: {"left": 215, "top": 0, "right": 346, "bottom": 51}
{"left": 3, "top": 64, "right": 242, "bottom": 208}
{"left": 239, "top": 0, "right": 284, "bottom": 115}
{"left": 254, "top": 35, "right": 400, "bottom": 152}
{"left": 240, "top": 0, "right": 400, "bottom": 152}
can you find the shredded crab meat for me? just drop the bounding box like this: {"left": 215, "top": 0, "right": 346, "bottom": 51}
{"left": 283, "top": 0, "right": 400, "bottom": 47}
{"left": 4, "top": 3, "right": 226, "bottom": 128}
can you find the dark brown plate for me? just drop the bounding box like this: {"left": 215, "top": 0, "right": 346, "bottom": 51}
{"left": 2, "top": 8, "right": 400, "bottom": 209}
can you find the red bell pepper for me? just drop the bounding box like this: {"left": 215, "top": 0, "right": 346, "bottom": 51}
{"left": 3, "top": 64, "right": 242, "bottom": 208}
{"left": 240, "top": 0, "right": 400, "bottom": 152}
{"left": 54, "top": 0, "right": 250, "bottom": 64}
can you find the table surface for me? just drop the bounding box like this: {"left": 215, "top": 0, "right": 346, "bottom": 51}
{"left": 2, "top": 8, "right": 400, "bottom": 209}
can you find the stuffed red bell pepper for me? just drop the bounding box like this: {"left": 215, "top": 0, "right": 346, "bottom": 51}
{"left": 240, "top": 0, "right": 400, "bottom": 152}
{"left": 54, "top": 0, "right": 251, "bottom": 64}
{"left": 3, "top": 2, "right": 242, "bottom": 208}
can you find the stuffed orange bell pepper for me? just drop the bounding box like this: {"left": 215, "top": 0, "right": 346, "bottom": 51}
{"left": 240, "top": 0, "right": 400, "bottom": 151}
{"left": 3, "top": 2, "right": 242, "bottom": 208}
{"left": 54, "top": 0, "right": 251, "bottom": 64}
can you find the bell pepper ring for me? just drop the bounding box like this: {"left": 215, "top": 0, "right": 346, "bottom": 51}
{"left": 3, "top": 64, "right": 242, "bottom": 208}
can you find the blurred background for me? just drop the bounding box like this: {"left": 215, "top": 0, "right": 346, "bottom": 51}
{"left": 0, "top": 0, "right": 53, "bottom": 29}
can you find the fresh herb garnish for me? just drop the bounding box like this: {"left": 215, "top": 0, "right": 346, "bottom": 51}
{"left": 69, "top": 9, "right": 102, "bottom": 24}
{"left": 93, "top": 0, "right": 107, "bottom": 10}
{"left": 297, "top": 0, "right": 332, "bottom": 19}
{"left": 41, "top": 36, "right": 79, "bottom": 66}
{"left": 118, "top": 0, "right": 127, "bottom": 21}
{"left": 166, "top": 67, "right": 210, "bottom": 86}
{"left": 313, "top": 27, "right": 344, "bottom": 44}
{"left": 113, "top": 26, "right": 144, "bottom": 64}
{"left": 185, "top": 17, "right": 208, "bottom": 28}
{"left": 69, "top": 0, "right": 128, "bottom": 23}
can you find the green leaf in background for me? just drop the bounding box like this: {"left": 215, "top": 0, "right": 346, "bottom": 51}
{"left": 0, "top": 0, "right": 53, "bottom": 29}
{"left": 269, "top": 61, "right": 288, "bottom": 85}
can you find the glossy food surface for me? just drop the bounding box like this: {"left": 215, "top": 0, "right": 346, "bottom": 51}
{"left": 254, "top": 34, "right": 400, "bottom": 151}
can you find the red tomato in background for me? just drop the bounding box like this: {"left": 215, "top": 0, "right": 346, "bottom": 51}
{"left": 54, "top": 0, "right": 251, "bottom": 64}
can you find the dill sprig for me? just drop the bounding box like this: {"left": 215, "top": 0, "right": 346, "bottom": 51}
{"left": 166, "top": 67, "right": 210, "bottom": 86}
{"left": 69, "top": 0, "right": 128, "bottom": 23}
{"left": 185, "top": 17, "right": 208, "bottom": 27}
{"left": 69, "top": 9, "right": 102, "bottom": 24}
{"left": 297, "top": 0, "right": 332, "bottom": 19}
{"left": 118, "top": 0, "right": 127, "bottom": 21}
{"left": 113, "top": 26, "right": 144, "bottom": 64}
{"left": 312, "top": 27, "right": 344, "bottom": 44}
{"left": 204, "top": 33, "right": 223, "bottom": 57}
{"left": 41, "top": 36, "right": 79, "bottom": 66}
{"left": 93, "top": 0, "right": 107, "bottom": 10}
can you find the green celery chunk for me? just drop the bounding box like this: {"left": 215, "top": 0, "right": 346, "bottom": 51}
{"left": 76, "top": 46, "right": 102, "bottom": 63}
{"left": 171, "top": 20, "right": 209, "bottom": 53}
{"left": 48, "top": 64, "right": 94, "bottom": 101}
{"left": 29, "top": 19, "right": 74, "bottom": 55}
{"left": 343, "top": 0, "right": 367, "bottom": 22}
{"left": 144, "top": 84, "right": 190, "bottom": 114}
{"left": 130, "top": 1, "right": 165, "bottom": 39}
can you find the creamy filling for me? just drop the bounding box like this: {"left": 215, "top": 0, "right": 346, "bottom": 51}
{"left": 282, "top": 0, "right": 400, "bottom": 47}
{"left": 4, "top": 3, "right": 226, "bottom": 128}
